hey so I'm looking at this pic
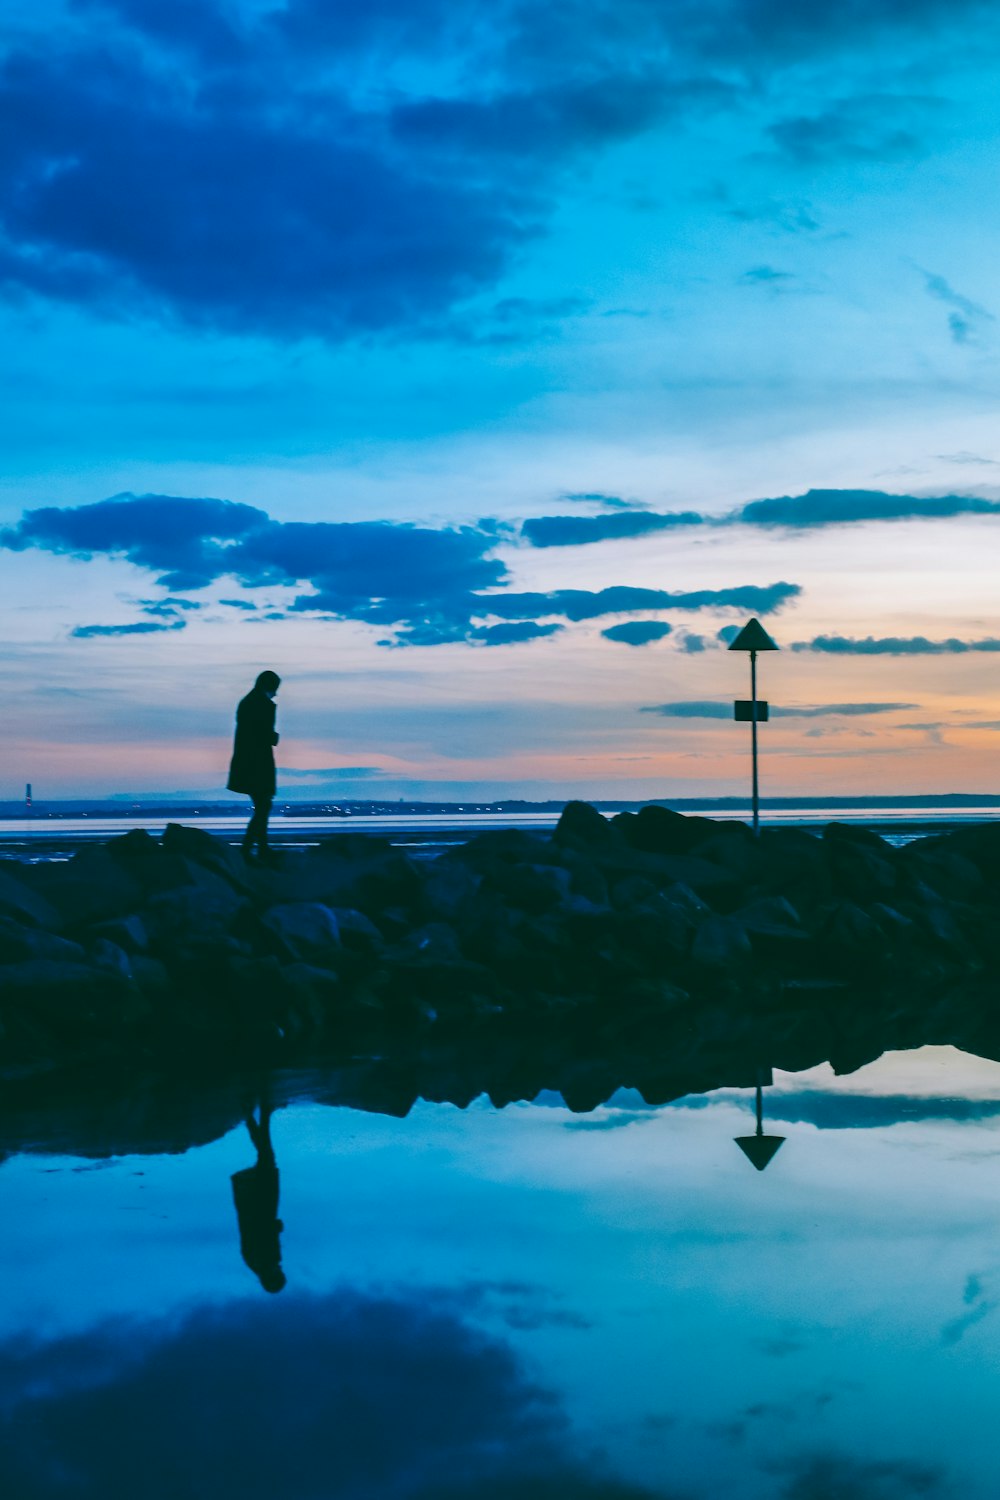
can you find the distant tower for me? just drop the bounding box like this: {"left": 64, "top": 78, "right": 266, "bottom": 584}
{"left": 25, "top": 782, "right": 32, "bottom": 811}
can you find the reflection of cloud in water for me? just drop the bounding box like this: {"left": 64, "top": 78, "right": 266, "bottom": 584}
{"left": 940, "top": 1271, "right": 999, "bottom": 1346}
{"left": 0, "top": 1292, "right": 662, "bottom": 1500}
{"left": 773, "top": 1451, "right": 950, "bottom": 1499}
{"left": 567, "top": 1095, "right": 1000, "bottom": 1132}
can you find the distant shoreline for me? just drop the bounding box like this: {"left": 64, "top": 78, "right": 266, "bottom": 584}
{"left": 4, "top": 792, "right": 1000, "bottom": 820}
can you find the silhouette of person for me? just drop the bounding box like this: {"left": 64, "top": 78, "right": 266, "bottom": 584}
{"left": 231, "top": 1100, "right": 286, "bottom": 1293}
{"left": 227, "top": 670, "right": 280, "bottom": 864}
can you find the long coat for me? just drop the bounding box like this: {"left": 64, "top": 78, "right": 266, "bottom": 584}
{"left": 227, "top": 688, "right": 278, "bottom": 799}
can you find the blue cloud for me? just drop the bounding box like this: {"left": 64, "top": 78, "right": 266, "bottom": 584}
{"left": 0, "top": 493, "right": 270, "bottom": 590}
{"left": 482, "top": 583, "right": 800, "bottom": 619}
{"left": 519, "top": 489, "right": 1000, "bottom": 548}
{"left": 521, "top": 511, "right": 704, "bottom": 547}
{"left": 601, "top": 621, "right": 673, "bottom": 645}
{"left": 923, "top": 271, "right": 995, "bottom": 347}
{"left": 0, "top": 1291, "right": 668, "bottom": 1500}
{"left": 1, "top": 493, "right": 801, "bottom": 647}
{"left": 0, "top": 46, "right": 525, "bottom": 341}
{"left": 794, "top": 635, "right": 1000, "bottom": 654}
{"left": 736, "top": 488, "right": 1000, "bottom": 528}
{"left": 70, "top": 620, "right": 187, "bottom": 638}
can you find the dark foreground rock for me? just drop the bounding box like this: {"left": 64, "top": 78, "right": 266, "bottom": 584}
{"left": 2, "top": 806, "right": 1000, "bottom": 1102}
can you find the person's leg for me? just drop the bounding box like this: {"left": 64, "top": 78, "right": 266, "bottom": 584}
{"left": 248, "top": 798, "right": 268, "bottom": 858}
{"left": 244, "top": 795, "right": 272, "bottom": 856}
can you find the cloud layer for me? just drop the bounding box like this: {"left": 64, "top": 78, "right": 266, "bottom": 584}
{"left": 0, "top": 493, "right": 800, "bottom": 647}
{"left": 794, "top": 636, "right": 1000, "bottom": 655}
{"left": 520, "top": 490, "right": 1000, "bottom": 549}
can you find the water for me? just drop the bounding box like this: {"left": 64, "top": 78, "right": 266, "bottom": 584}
{"left": 3, "top": 1045, "right": 1000, "bottom": 1497}
{"left": 4, "top": 804, "right": 1000, "bottom": 861}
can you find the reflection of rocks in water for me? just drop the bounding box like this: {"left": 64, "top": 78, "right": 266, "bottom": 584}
{"left": 0, "top": 1291, "right": 663, "bottom": 1499}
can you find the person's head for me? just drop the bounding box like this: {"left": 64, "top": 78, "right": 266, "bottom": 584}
{"left": 255, "top": 670, "right": 280, "bottom": 698}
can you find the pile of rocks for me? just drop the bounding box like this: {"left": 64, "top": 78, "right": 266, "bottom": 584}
{"left": 1, "top": 803, "right": 999, "bottom": 1078}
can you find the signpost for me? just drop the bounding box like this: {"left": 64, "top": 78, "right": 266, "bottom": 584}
{"left": 728, "top": 617, "right": 779, "bottom": 836}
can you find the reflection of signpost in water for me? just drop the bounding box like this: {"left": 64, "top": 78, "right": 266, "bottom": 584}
{"left": 734, "top": 1068, "right": 785, "bottom": 1172}
{"left": 728, "top": 617, "right": 780, "bottom": 836}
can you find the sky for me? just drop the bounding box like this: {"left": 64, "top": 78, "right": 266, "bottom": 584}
{"left": 3, "top": 0, "right": 1000, "bottom": 801}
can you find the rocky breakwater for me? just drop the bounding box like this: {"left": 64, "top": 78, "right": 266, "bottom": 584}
{"left": 2, "top": 804, "right": 1000, "bottom": 1082}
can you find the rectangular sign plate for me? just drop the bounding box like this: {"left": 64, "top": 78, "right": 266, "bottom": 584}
{"left": 734, "top": 699, "right": 769, "bottom": 722}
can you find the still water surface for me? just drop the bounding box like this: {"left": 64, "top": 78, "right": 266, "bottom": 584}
{"left": 3, "top": 1045, "right": 1000, "bottom": 1496}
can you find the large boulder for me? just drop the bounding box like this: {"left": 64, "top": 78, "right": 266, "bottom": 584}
{"left": 615, "top": 804, "right": 715, "bottom": 856}
{"left": 86, "top": 914, "right": 149, "bottom": 954}
{"left": 481, "top": 861, "right": 572, "bottom": 915}
{"left": 0, "top": 867, "right": 62, "bottom": 930}
{"left": 144, "top": 884, "right": 246, "bottom": 947}
{"left": 823, "top": 826, "right": 897, "bottom": 902}
{"left": 0, "top": 917, "right": 85, "bottom": 964}
{"left": 553, "top": 800, "right": 615, "bottom": 850}
{"left": 261, "top": 902, "right": 341, "bottom": 962}
{"left": 691, "top": 915, "right": 753, "bottom": 967}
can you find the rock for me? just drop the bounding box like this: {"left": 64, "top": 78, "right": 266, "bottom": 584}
{"left": 688, "top": 822, "right": 758, "bottom": 877}
{"left": 481, "top": 861, "right": 572, "bottom": 915}
{"left": 1, "top": 960, "right": 133, "bottom": 1037}
{"left": 610, "top": 875, "right": 658, "bottom": 909}
{"left": 754, "top": 828, "right": 829, "bottom": 907}
{"left": 262, "top": 902, "right": 341, "bottom": 961}
{"left": 131, "top": 955, "right": 170, "bottom": 1000}
{"left": 553, "top": 800, "right": 615, "bottom": 849}
{"left": 448, "top": 828, "right": 553, "bottom": 869}
{"left": 902, "top": 847, "right": 983, "bottom": 903}
{"left": 663, "top": 881, "right": 710, "bottom": 916}
{"left": 691, "top": 915, "right": 753, "bottom": 967}
{"left": 420, "top": 859, "right": 482, "bottom": 921}
{"left": 38, "top": 846, "right": 144, "bottom": 926}
{"left": 89, "top": 938, "right": 134, "bottom": 981}
{"left": 0, "top": 917, "right": 85, "bottom": 964}
{"left": 818, "top": 901, "right": 884, "bottom": 968}
{"left": 0, "top": 868, "right": 62, "bottom": 930}
{"left": 822, "top": 821, "right": 893, "bottom": 853}
{"left": 617, "top": 804, "right": 716, "bottom": 856}
{"left": 145, "top": 885, "right": 245, "bottom": 946}
{"left": 824, "top": 837, "right": 897, "bottom": 902}
{"left": 731, "top": 896, "right": 802, "bottom": 936}
{"left": 402, "top": 922, "right": 462, "bottom": 961}
{"left": 87, "top": 914, "right": 149, "bottom": 954}
{"left": 330, "top": 908, "right": 384, "bottom": 949}
{"left": 161, "top": 823, "right": 251, "bottom": 889}
{"left": 558, "top": 848, "right": 610, "bottom": 906}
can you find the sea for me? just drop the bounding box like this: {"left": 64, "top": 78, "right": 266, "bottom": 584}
{"left": 3, "top": 801, "right": 1000, "bottom": 861}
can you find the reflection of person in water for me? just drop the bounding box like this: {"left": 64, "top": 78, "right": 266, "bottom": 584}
{"left": 231, "top": 1102, "right": 286, "bottom": 1293}
{"left": 227, "top": 670, "right": 280, "bottom": 864}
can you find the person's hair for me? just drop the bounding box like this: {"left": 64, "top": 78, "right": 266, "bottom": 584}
{"left": 255, "top": 670, "right": 281, "bottom": 693}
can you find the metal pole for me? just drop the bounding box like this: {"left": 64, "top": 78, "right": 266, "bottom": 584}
{"left": 755, "top": 1081, "right": 763, "bottom": 1136}
{"left": 750, "top": 648, "right": 759, "bottom": 836}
